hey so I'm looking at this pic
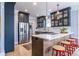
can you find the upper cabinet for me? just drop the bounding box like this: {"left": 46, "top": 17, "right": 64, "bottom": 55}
{"left": 37, "top": 16, "right": 46, "bottom": 28}
{"left": 51, "top": 7, "right": 71, "bottom": 27}
{"left": 18, "top": 11, "right": 29, "bottom": 23}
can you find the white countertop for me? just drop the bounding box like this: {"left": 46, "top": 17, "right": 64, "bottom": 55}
{"left": 32, "top": 32, "right": 73, "bottom": 40}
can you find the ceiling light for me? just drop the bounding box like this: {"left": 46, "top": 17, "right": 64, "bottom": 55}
{"left": 56, "top": 4, "right": 60, "bottom": 15}
{"left": 33, "top": 2, "right": 37, "bottom": 5}
{"left": 25, "top": 9, "right": 28, "bottom": 12}
{"left": 55, "top": 4, "right": 60, "bottom": 20}
{"left": 46, "top": 2, "right": 49, "bottom": 19}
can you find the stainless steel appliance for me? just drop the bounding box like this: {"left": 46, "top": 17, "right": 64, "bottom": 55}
{"left": 18, "top": 22, "right": 29, "bottom": 44}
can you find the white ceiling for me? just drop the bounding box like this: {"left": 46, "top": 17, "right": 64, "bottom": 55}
{"left": 15, "top": 2, "right": 79, "bottom": 17}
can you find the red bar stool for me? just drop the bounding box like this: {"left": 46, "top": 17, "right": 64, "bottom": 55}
{"left": 66, "top": 39, "right": 75, "bottom": 52}
{"left": 61, "top": 41, "right": 72, "bottom": 56}
{"left": 52, "top": 45, "right": 65, "bottom": 56}
{"left": 74, "top": 44, "right": 79, "bottom": 49}
{"left": 66, "top": 38, "right": 75, "bottom": 44}
{"left": 70, "top": 38, "right": 79, "bottom": 49}
{"left": 66, "top": 38, "right": 79, "bottom": 51}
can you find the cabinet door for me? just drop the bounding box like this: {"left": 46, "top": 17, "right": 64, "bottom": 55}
{"left": 37, "top": 16, "right": 46, "bottom": 28}
{"left": 32, "top": 37, "right": 43, "bottom": 56}
{"left": 63, "top": 18, "right": 68, "bottom": 26}
{"left": 54, "top": 21, "right": 59, "bottom": 26}
{"left": 18, "top": 12, "right": 29, "bottom": 23}
{"left": 63, "top": 10, "right": 68, "bottom": 17}
{"left": 5, "top": 2, "right": 15, "bottom": 53}
{"left": 58, "top": 19, "right": 63, "bottom": 26}
{"left": 51, "top": 7, "right": 70, "bottom": 27}
{"left": 51, "top": 21, "right": 54, "bottom": 27}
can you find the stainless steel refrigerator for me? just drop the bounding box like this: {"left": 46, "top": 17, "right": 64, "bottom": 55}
{"left": 18, "top": 22, "right": 29, "bottom": 44}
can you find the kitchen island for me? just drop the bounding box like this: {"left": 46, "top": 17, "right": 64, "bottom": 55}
{"left": 32, "top": 33, "right": 73, "bottom": 56}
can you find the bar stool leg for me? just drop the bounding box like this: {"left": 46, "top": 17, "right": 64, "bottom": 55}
{"left": 56, "top": 50, "right": 58, "bottom": 56}
{"left": 52, "top": 49, "right": 54, "bottom": 56}
{"left": 59, "top": 51, "right": 62, "bottom": 56}
{"left": 59, "top": 52, "right": 64, "bottom": 56}
{"left": 63, "top": 52, "right": 65, "bottom": 56}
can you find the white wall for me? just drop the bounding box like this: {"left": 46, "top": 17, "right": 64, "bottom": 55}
{"left": 71, "top": 10, "right": 78, "bottom": 38}
{"left": 14, "top": 9, "right": 19, "bottom": 45}
{"left": 0, "top": 2, "right": 5, "bottom": 56}
{"left": 78, "top": 10, "right": 79, "bottom": 44}
{"left": 70, "top": 9, "right": 79, "bottom": 45}
{"left": 0, "top": 3, "right": 1, "bottom": 52}
{"left": 36, "top": 27, "right": 71, "bottom": 33}
{"left": 29, "top": 16, "right": 37, "bottom": 35}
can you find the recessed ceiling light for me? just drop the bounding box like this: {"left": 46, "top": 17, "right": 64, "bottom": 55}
{"left": 48, "top": 9, "right": 52, "bottom": 12}
{"left": 33, "top": 2, "right": 37, "bottom": 5}
{"left": 25, "top": 9, "right": 28, "bottom": 12}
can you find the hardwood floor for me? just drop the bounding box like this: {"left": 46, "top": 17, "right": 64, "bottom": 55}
{"left": 5, "top": 40, "right": 79, "bottom": 56}
{"left": 5, "top": 42, "right": 32, "bottom": 56}
{"left": 6, "top": 43, "right": 79, "bottom": 56}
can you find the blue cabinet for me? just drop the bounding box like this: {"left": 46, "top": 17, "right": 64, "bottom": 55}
{"left": 4, "top": 2, "right": 15, "bottom": 53}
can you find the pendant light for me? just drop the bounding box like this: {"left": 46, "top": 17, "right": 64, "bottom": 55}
{"left": 45, "top": 2, "right": 51, "bottom": 20}
{"left": 56, "top": 4, "right": 60, "bottom": 20}
{"left": 46, "top": 2, "right": 48, "bottom": 19}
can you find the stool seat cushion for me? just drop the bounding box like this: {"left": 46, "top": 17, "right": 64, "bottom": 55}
{"left": 52, "top": 45, "right": 65, "bottom": 51}
{"left": 61, "top": 41, "right": 70, "bottom": 45}
{"left": 67, "top": 39, "right": 75, "bottom": 42}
